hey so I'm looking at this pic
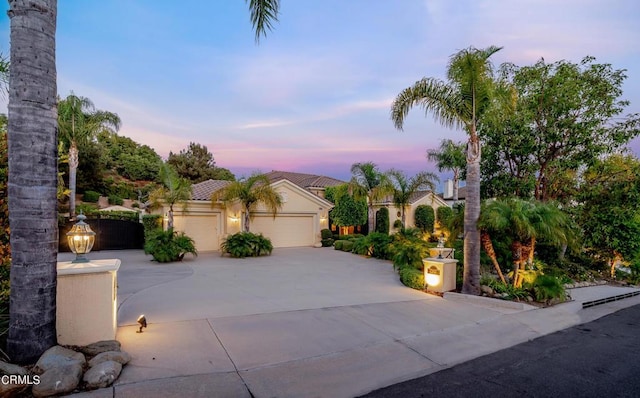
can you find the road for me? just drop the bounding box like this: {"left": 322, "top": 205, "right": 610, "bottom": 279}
{"left": 361, "top": 303, "right": 640, "bottom": 398}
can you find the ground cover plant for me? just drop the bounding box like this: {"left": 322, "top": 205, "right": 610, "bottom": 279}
{"left": 221, "top": 232, "right": 273, "bottom": 258}
{"left": 144, "top": 228, "right": 198, "bottom": 262}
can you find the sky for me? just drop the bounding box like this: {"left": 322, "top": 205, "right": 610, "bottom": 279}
{"left": 1, "top": 0, "right": 639, "bottom": 187}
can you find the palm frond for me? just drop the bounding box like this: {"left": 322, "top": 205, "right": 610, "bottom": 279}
{"left": 246, "top": 0, "right": 280, "bottom": 43}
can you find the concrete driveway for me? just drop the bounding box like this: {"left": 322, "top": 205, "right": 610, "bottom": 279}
{"left": 59, "top": 248, "right": 640, "bottom": 398}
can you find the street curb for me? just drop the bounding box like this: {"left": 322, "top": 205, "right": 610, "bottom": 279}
{"left": 443, "top": 292, "right": 536, "bottom": 311}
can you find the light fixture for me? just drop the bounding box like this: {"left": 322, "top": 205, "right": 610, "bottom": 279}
{"left": 66, "top": 212, "right": 96, "bottom": 263}
{"left": 136, "top": 315, "right": 147, "bottom": 333}
{"left": 425, "top": 265, "right": 441, "bottom": 288}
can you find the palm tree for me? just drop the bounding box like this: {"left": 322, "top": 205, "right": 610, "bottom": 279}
{"left": 349, "top": 162, "right": 392, "bottom": 234}
{"left": 7, "top": 0, "right": 278, "bottom": 363}
{"left": 58, "top": 93, "right": 121, "bottom": 219}
{"left": 427, "top": 139, "right": 466, "bottom": 202}
{"left": 386, "top": 169, "right": 438, "bottom": 226}
{"left": 148, "top": 163, "right": 192, "bottom": 229}
{"left": 6, "top": 0, "right": 58, "bottom": 364}
{"left": 211, "top": 173, "right": 283, "bottom": 232}
{"left": 391, "top": 46, "right": 502, "bottom": 295}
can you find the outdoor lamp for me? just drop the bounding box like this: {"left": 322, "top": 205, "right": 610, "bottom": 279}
{"left": 425, "top": 265, "right": 441, "bottom": 288}
{"left": 137, "top": 314, "right": 147, "bottom": 333}
{"left": 66, "top": 212, "right": 96, "bottom": 263}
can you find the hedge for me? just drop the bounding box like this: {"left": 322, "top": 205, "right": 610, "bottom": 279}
{"left": 83, "top": 190, "right": 101, "bottom": 203}
{"left": 399, "top": 266, "right": 425, "bottom": 290}
{"left": 414, "top": 205, "right": 435, "bottom": 233}
{"left": 375, "top": 207, "right": 389, "bottom": 234}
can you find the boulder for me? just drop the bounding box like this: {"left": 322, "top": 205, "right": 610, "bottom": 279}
{"left": 0, "top": 380, "right": 30, "bottom": 398}
{"left": 0, "top": 360, "right": 29, "bottom": 376}
{"left": 32, "top": 363, "right": 83, "bottom": 398}
{"left": 83, "top": 360, "right": 122, "bottom": 389}
{"left": 33, "top": 345, "right": 85, "bottom": 375}
{"left": 80, "top": 340, "right": 121, "bottom": 357}
{"left": 480, "top": 285, "right": 494, "bottom": 295}
{"left": 88, "top": 350, "right": 132, "bottom": 368}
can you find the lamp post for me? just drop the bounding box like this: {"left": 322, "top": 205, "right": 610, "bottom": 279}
{"left": 66, "top": 212, "right": 96, "bottom": 263}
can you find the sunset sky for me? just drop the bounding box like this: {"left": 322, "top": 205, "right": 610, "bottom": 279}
{"left": 1, "top": 0, "right": 639, "bottom": 187}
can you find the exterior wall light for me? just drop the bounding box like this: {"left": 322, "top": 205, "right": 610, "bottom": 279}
{"left": 66, "top": 212, "right": 96, "bottom": 263}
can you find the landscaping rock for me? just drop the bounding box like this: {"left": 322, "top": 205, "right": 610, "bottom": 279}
{"left": 83, "top": 360, "right": 122, "bottom": 389}
{"left": 480, "top": 285, "right": 494, "bottom": 295}
{"left": 33, "top": 345, "right": 85, "bottom": 374}
{"left": 526, "top": 295, "right": 534, "bottom": 302}
{"left": 80, "top": 340, "right": 121, "bottom": 357}
{"left": 32, "top": 363, "right": 83, "bottom": 397}
{"left": 0, "top": 360, "right": 29, "bottom": 376}
{"left": 88, "top": 350, "right": 132, "bottom": 368}
{"left": 0, "top": 380, "right": 30, "bottom": 397}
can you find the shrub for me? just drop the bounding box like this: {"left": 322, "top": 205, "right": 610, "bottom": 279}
{"left": 321, "top": 229, "right": 333, "bottom": 240}
{"left": 108, "top": 194, "right": 124, "bottom": 205}
{"left": 142, "top": 214, "right": 163, "bottom": 236}
{"left": 436, "top": 206, "right": 454, "bottom": 230}
{"left": 399, "top": 267, "right": 425, "bottom": 290}
{"left": 321, "top": 238, "right": 334, "bottom": 247}
{"left": 393, "top": 219, "right": 403, "bottom": 229}
{"left": 414, "top": 205, "right": 435, "bottom": 233}
{"left": 144, "top": 228, "right": 197, "bottom": 262}
{"left": 83, "top": 190, "right": 101, "bottom": 203}
{"left": 367, "top": 232, "right": 393, "bottom": 259}
{"left": 221, "top": 232, "right": 273, "bottom": 258}
{"left": 132, "top": 202, "right": 140, "bottom": 208}
{"left": 342, "top": 240, "right": 354, "bottom": 252}
{"left": 98, "top": 210, "right": 139, "bottom": 222}
{"left": 352, "top": 237, "right": 371, "bottom": 255}
{"left": 375, "top": 208, "right": 389, "bottom": 234}
{"left": 533, "top": 275, "right": 566, "bottom": 303}
{"left": 334, "top": 240, "right": 346, "bottom": 251}
{"left": 76, "top": 203, "right": 99, "bottom": 215}
{"left": 392, "top": 241, "right": 428, "bottom": 270}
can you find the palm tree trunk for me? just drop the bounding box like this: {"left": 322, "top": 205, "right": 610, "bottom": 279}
{"left": 528, "top": 236, "right": 536, "bottom": 264}
{"left": 68, "top": 140, "right": 78, "bottom": 219}
{"left": 462, "top": 138, "right": 481, "bottom": 295}
{"left": 167, "top": 205, "right": 174, "bottom": 229}
{"left": 453, "top": 169, "right": 459, "bottom": 202}
{"left": 368, "top": 204, "right": 375, "bottom": 235}
{"left": 511, "top": 241, "right": 524, "bottom": 287}
{"left": 401, "top": 206, "right": 406, "bottom": 226}
{"left": 7, "top": 0, "right": 58, "bottom": 364}
{"left": 244, "top": 207, "right": 251, "bottom": 232}
{"left": 480, "top": 231, "right": 506, "bottom": 284}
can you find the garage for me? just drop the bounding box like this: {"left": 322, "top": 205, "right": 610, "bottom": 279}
{"left": 251, "top": 214, "right": 315, "bottom": 248}
{"left": 173, "top": 214, "right": 221, "bottom": 252}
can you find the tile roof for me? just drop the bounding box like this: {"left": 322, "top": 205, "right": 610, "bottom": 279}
{"left": 191, "top": 179, "right": 232, "bottom": 201}
{"left": 376, "top": 190, "right": 434, "bottom": 205}
{"left": 264, "top": 171, "right": 345, "bottom": 189}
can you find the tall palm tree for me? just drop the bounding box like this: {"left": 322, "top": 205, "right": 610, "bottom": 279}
{"left": 58, "top": 93, "right": 121, "bottom": 219}
{"left": 211, "top": 173, "right": 283, "bottom": 232}
{"left": 6, "top": 0, "right": 278, "bottom": 363}
{"left": 386, "top": 169, "right": 438, "bottom": 226}
{"left": 427, "top": 139, "right": 466, "bottom": 202}
{"left": 148, "top": 163, "right": 192, "bottom": 230}
{"left": 6, "top": 0, "right": 58, "bottom": 364}
{"left": 349, "top": 162, "right": 392, "bottom": 234}
{"left": 391, "top": 46, "right": 502, "bottom": 295}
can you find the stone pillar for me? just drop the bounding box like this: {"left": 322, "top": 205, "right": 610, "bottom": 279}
{"left": 423, "top": 258, "right": 458, "bottom": 293}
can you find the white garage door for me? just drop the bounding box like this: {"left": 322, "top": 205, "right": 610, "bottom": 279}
{"left": 173, "top": 215, "right": 220, "bottom": 252}
{"left": 251, "top": 215, "right": 314, "bottom": 248}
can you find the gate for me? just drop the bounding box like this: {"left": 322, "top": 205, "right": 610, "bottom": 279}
{"left": 59, "top": 217, "right": 145, "bottom": 252}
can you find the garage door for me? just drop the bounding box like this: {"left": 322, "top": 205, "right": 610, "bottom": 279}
{"left": 173, "top": 214, "right": 220, "bottom": 251}
{"left": 251, "top": 215, "right": 314, "bottom": 248}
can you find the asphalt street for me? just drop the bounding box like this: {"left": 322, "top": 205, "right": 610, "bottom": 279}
{"left": 361, "top": 303, "right": 640, "bottom": 398}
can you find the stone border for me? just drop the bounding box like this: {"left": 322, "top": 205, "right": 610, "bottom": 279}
{"left": 443, "top": 291, "right": 536, "bottom": 311}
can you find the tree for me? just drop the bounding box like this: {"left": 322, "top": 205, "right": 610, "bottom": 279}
{"left": 58, "top": 93, "right": 121, "bottom": 219}
{"left": 349, "top": 162, "right": 391, "bottom": 234}
{"left": 167, "top": 142, "right": 234, "bottom": 183}
{"left": 211, "top": 173, "right": 282, "bottom": 232}
{"left": 6, "top": 0, "right": 58, "bottom": 364}
{"left": 414, "top": 205, "right": 435, "bottom": 234}
{"left": 375, "top": 207, "right": 390, "bottom": 234}
{"left": 427, "top": 139, "right": 466, "bottom": 201}
{"left": 148, "top": 163, "right": 192, "bottom": 230}
{"left": 391, "top": 46, "right": 502, "bottom": 295}
{"left": 5, "top": 0, "right": 279, "bottom": 365}
{"left": 577, "top": 154, "right": 640, "bottom": 278}
{"left": 325, "top": 184, "right": 368, "bottom": 231}
{"left": 386, "top": 169, "right": 438, "bottom": 226}
{"left": 481, "top": 57, "right": 640, "bottom": 201}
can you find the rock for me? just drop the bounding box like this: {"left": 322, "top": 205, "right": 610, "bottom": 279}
{"left": 88, "top": 350, "right": 132, "bottom": 368}
{"left": 501, "top": 293, "right": 509, "bottom": 298}
{"left": 0, "top": 380, "right": 30, "bottom": 398}
{"left": 80, "top": 340, "right": 121, "bottom": 357}
{"left": 313, "top": 242, "right": 322, "bottom": 248}
{"left": 526, "top": 295, "right": 534, "bottom": 302}
{"left": 564, "top": 283, "right": 574, "bottom": 289}
{"left": 480, "top": 285, "right": 494, "bottom": 295}
{"left": 32, "top": 363, "right": 83, "bottom": 397}
{"left": 0, "top": 360, "right": 29, "bottom": 376}
{"left": 83, "top": 360, "right": 122, "bottom": 389}
{"left": 33, "top": 345, "right": 85, "bottom": 375}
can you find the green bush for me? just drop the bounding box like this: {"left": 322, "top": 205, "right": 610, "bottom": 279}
{"left": 144, "top": 228, "right": 198, "bottom": 262}
{"left": 83, "top": 190, "right": 101, "bottom": 203}
{"left": 132, "top": 202, "right": 140, "bottom": 208}
{"left": 437, "top": 206, "right": 454, "bottom": 229}
{"left": 392, "top": 241, "right": 427, "bottom": 271}
{"left": 399, "top": 267, "right": 425, "bottom": 290}
{"left": 533, "top": 275, "right": 566, "bottom": 303}
{"left": 375, "top": 208, "right": 389, "bottom": 234}
{"left": 334, "top": 240, "right": 346, "bottom": 250}
{"left": 342, "top": 240, "right": 354, "bottom": 252}
{"left": 108, "top": 194, "right": 124, "bottom": 205}
{"left": 321, "top": 229, "right": 333, "bottom": 240}
{"left": 76, "top": 203, "right": 99, "bottom": 215}
{"left": 367, "top": 232, "right": 394, "bottom": 259}
{"left": 393, "top": 219, "right": 403, "bottom": 229}
{"left": 221, "top": 232, "right": 273, "bottom": 258}
{"left": 142, "top": 214, "right": 163, "bottom": 236}
{"left": 352, "top": 237, "right": 371, "bottom": 255}
{"left": 414, "top": 205, "right": 435, "bottom": 233}
{"left": 321, "top": 238, "right": 334, "bottom": 247}
{"left": 98, "top": 210, "right": 139, "bottom": 222}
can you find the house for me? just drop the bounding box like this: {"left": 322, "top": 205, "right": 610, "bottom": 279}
{"left": 373, "top": 190, "right": 449, "bottom": 231}
{"left": 440, "top": 179, "right": 466, "bottom": 207}
{"left": 154, "top": 172, "right": 342, "bottom": 251}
